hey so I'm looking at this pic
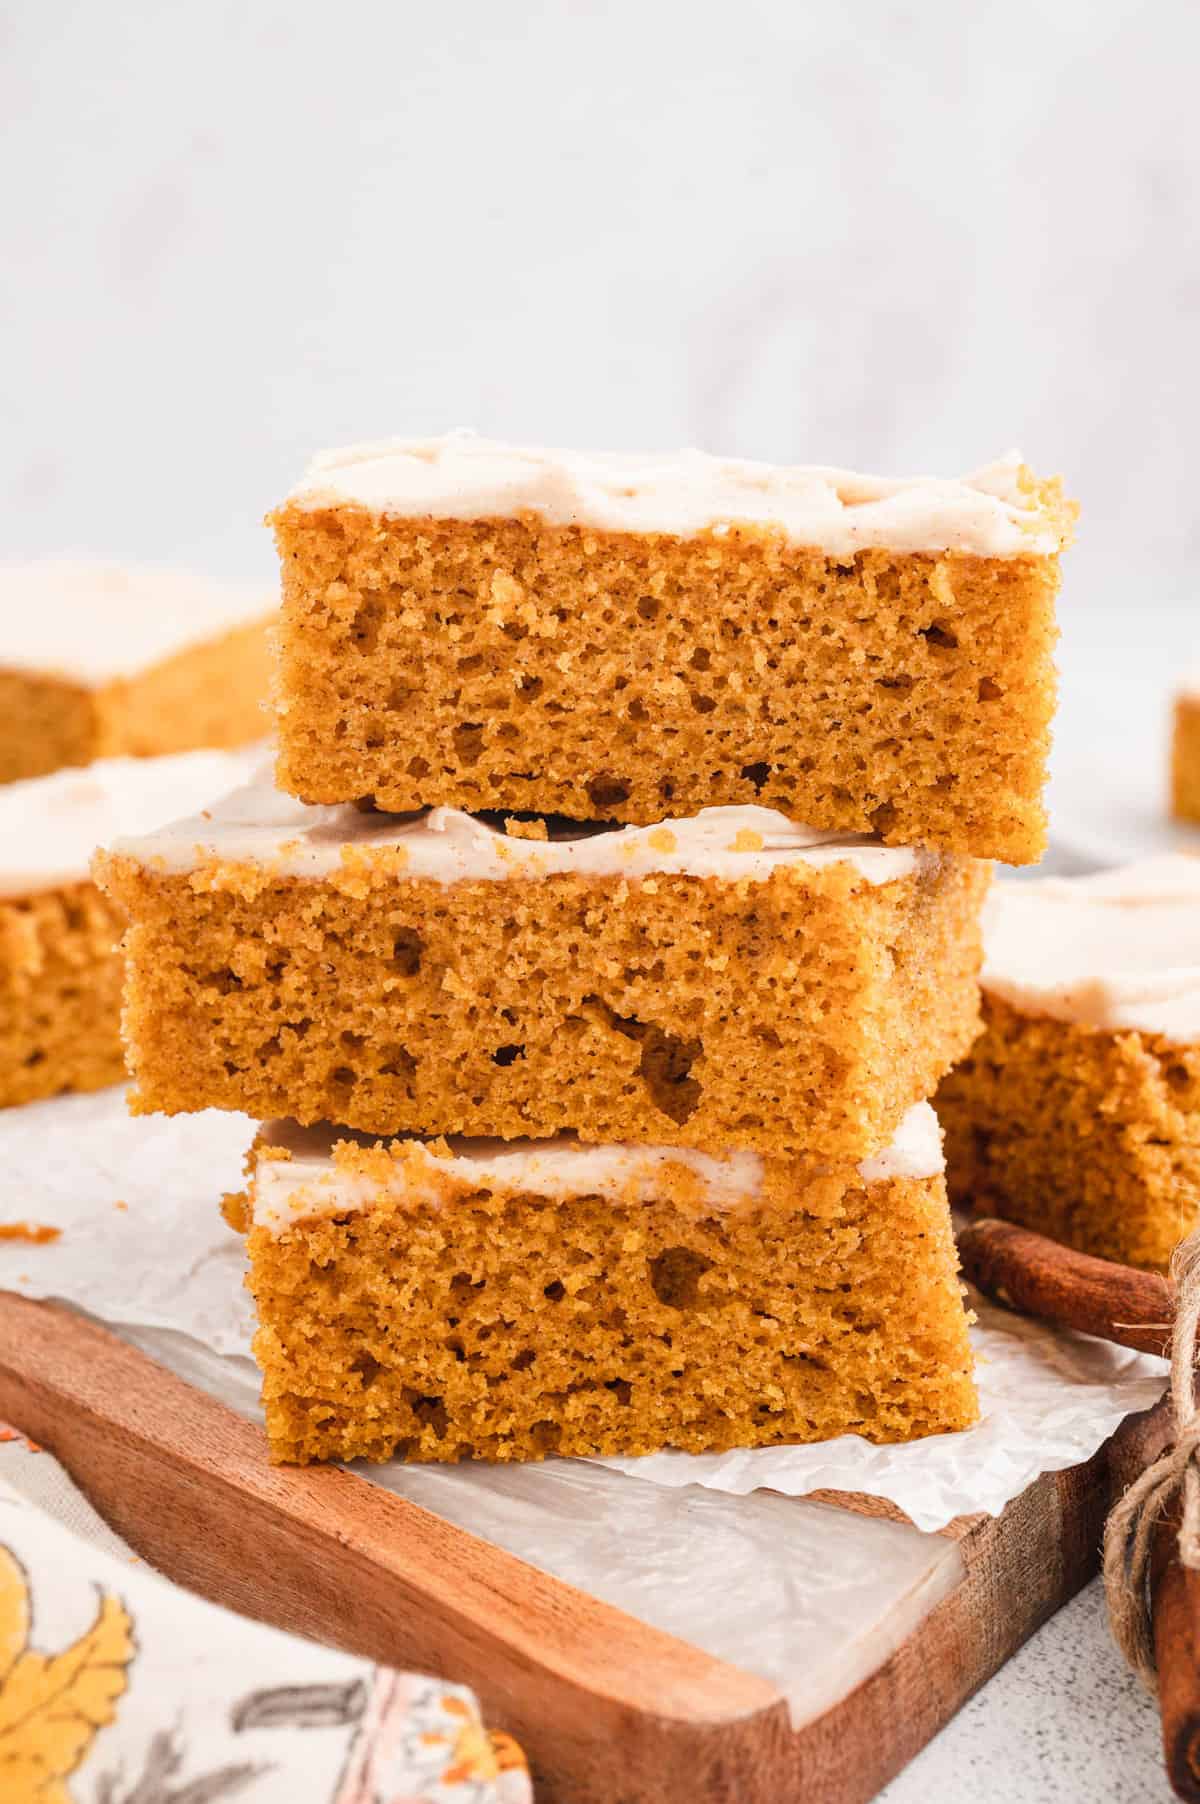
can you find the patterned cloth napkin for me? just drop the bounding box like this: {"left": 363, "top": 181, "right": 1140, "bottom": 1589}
{"left": 0, "top": 1426, "right": 532, "bottom": 1804}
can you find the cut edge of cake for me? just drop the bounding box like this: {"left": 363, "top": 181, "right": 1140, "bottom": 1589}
{"left": 226, "top": 1100, "right": 979, "bottom": 1466}
{"left": 266, "top": 435, "right": 1074, "bottom": 860}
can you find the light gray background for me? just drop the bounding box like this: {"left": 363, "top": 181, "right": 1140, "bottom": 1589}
{"left": 3, "top": 4, "right": 1193, "bottom": 1798}
{"left": 2, "top": 0, "right": 1198, "bottom": 624}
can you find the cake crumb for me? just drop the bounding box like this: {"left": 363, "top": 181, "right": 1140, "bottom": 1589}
{"left": 730, "top": 828, "right": 765, "bottom": 852}
{"left": 0, "top": 1221, "right": 61, "bottom": 1245}
{"left": 504, "top": 818, "right": 549, "bottom": 841}
{"left": 646, "top": 827, "right": 677, "bottom": 854}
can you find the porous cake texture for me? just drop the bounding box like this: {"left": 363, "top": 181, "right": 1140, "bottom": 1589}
{"left": 269, "top": 436, "right": 1074, "bottom": 863}
{"left": 0, "top": 561, "right": 274, "bottom": 784}
{"left": 937, "top": 857, "right": 1200, "bottom": 1270}
{"left": 0, "top": 884, "right": 129, "bottom": 1106}
{"left": 226, "top": 1104, "right": 978, "bottom": 1466}
{"left": 97, "top": 783, "right": 989, "bottom": 1160}
{"left": 0, "top": 750, "right": 253, "bottom": 1108}
{"left": 1171, "top": 683, "right": 1200, "bottom": 824}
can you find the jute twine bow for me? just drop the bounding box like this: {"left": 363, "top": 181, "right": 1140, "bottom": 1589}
{"left": 1104, "top": 1228, "right": 1200, "bottom": 1690}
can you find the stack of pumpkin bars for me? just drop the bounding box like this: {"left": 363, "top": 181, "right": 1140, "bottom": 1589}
{"left": 98, "top": 435, "right": 1075, "bottom": 1468}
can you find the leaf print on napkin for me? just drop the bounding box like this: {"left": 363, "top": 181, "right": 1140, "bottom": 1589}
{"left": 95, "top": 1726, "right": 265, "bottom": 1804}
{"left": 0, "top": 1542, "right": 135, "bottom": 1804}
{"left": 230, "top": 1679, "right": 367, "bottom": 1732}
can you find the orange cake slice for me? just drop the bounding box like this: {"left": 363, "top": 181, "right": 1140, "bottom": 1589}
{"left": 269, "top": 435, "right": 1074, "bottom": 862}
{"left": 0, "top": 560, "right": 275, "bottom": 784}
{"left": 97, "top": 777, "right": 989, "bottom": 1159}
{"left": 1171, "top": 674, "right": 1200, "bottom": 824}
{"left": 0, "top": 749, "right": 253, "bottom": 1107}
{"left": 226, "top": 1101, "right": 978, "bottom": 1466}
{"left": 937, "top": 856, "right": 1200, "bottom": 1269}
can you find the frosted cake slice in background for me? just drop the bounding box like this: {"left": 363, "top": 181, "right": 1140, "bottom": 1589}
{"left": 1171, "top": 671, "right": 1200, "bottom": 823}
{"left": 0, "top": 749, "right": 255, "bottom": 1106}
{"left": 0, "top": 561, "right": 275, "bottom": 783}
{"left": 937, "top": 856, "right": 1200, "bottom": 1269}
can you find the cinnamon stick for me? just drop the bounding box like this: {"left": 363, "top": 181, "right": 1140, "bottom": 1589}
{"left": 1155, "top": 1503, "right": 1200, "bottom": 1803}
{"left": 956, "top": 1217, "right": 1173, "bottom": 1358}
{"left": 1117, "top": 1397, "right": 1200, "bottom": 1803}
{"left": 965, "top": 1222, "right": 1199, "bottom": 1802}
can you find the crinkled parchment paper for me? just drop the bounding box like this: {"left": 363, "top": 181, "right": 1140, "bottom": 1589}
{"left": 0, "top": 1086, "right": 1166, "bottom": 1722}
{"left": 1, "top": 1087, "right": 1164, "bottom": 1535}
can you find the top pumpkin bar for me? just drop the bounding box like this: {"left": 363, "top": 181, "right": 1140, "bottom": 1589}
{"left": 269, "top": 435, "right": 1075, "bottom": 862}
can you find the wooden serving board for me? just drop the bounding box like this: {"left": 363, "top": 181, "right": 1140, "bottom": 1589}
{"left": 0, "top": 1292, "right": 1127, "bottom": 1804}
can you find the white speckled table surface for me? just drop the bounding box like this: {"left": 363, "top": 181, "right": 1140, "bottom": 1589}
{"left": 881, "top": 1579, "right": 1171, "bottom": 1802}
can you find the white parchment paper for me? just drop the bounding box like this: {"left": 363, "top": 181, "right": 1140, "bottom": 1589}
{"left": 0, "top": 1086, "right": 1166, "bottom": 1534}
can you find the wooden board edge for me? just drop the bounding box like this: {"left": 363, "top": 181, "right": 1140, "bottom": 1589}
{"left": 0, "top": 1293, "right": 789, "bottom": 1804}
{"left": 0, "top": 1293, "right": 1129, "bottom": 1803}
{"left": 777, "top": 1449, "right": 1112, "bottom": 1802}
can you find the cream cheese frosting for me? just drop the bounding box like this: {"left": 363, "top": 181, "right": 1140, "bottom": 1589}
{"left": 0, "top": 748, "right": 262, "bottom": 899}
{"left": 982, "top": 856, "right": 1200, "bottom": 1042}
{"left": 107, "top": 777, "right": 926, "bottom": 887}
{"left": 251, "top": 1102, "right": 944, "bottom": 1235}
{"left": 283, "top": 433, "right": 1065, "bottom": 558}
{"left": 0, "top": 561, "right": 273, "bottom": 686}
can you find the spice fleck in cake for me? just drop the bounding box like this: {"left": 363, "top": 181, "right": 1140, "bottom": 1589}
{"left": 269, "top": 435, "right": 1074, "bottom": 862}
{"left": 937, "top": 856, "right": 1200, "bottom": 1270}
{"left": 224, "top": 1101, "right": 978, "bottom": 1465}
{"left": 97, "top": 780, "right": 989, "bottom": 1159}
{"left": 0, "top": 561, "right": 275, "bottom": 785}
{"left": 1171, "top": 674, "right": 1200, "bottom": 825}
{"left": 0, "top": 749, "right": 253, "bottom": 1107}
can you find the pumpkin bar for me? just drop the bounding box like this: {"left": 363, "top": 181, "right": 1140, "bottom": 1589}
{"left": 97, "top": 779, "right": 989, "bottom": 1160}
{"left": 269, "top": 435, "right": 1074, "bottom": 862}
{"left": 0, "top": 561, "right": 275, "bottom": 785}
{"left": 225, "top": 1101, "right": 978, "bottom": 1466}
{"left": 1171, "top": 677, "right": 1200, "bottom": 824}
{"left": 0, "top": 749, "right": 253, "bottom": 1107}
{"left": 937, "top": 856, "right": 1200, "bottom": 1270}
